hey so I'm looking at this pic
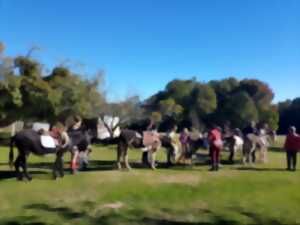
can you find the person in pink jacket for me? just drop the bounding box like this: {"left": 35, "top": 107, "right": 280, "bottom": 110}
{"left": 208, "top": 125, "right": 223, "bottom": 171}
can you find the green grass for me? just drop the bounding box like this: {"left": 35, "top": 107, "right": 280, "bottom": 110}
{"left": 1, "top": 136, "right": 300, "bottom": 225}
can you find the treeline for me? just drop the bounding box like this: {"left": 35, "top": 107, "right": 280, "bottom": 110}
{"left": 0, "top": 42, "right": 298, "bottom": 133}
{"left": 141, "top": 78, "right": 279, "bottom": 131}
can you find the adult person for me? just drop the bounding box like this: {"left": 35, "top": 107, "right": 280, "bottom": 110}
{"left": 141, "top": 119, "right": 157, "bottom": 165}
{"left": 242, "top": 121, "right": 258, "bottom": 162}
{"left": 166, "top": 125, "right": 179, "bottom": 166}
{"left": 284, "top": 126, "right": 300, "bottom": 171}
{"left": 178, "top": 128, "right": 190, "bottom": 163}
{"left": 50, "top": 124, "right": 71, "bottom": 179}
{"left": 67, "top": 115, "right": 87, "bottom": 174}
{"left": 243, "top": 121, "right": 257, "bottom": 137}
{"left": 208, "top": 125, "right": 223, "bottom": 171}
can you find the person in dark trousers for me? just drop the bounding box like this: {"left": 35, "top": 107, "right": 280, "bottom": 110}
{"left": 284, "top": 126, "right": 300, "bottom": 171}
{"left": 208, "top": 125, "right": 223, "bottom": 171}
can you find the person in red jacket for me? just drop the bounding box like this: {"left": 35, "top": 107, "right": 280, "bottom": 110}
{"left": 284, "top": 126, "right": 300, "bottom": 171}
{"left": 208, "top": 125, "right": 223, "bottom": 171}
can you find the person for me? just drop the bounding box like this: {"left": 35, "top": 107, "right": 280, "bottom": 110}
{"left": 178, "top": 128, "right": 190, "bottom": 163}
{"left": 284, "top": 126, "right": 300, "bottom": 171}
{"left": 208, "top": 125, "right": 223, "bottom": 171}
{"left": 242, "top": 121, "right": 257, "bottom": 137}
{"left": 242, "top": 121, "right": 258, "bottom": 162}
{"left": 67, "top": 115, "right": 84, "bottom": 174}
{"left": 166, "top": 125, "right": 179, "bottom": 165}
{"left": 141, "top": 119, "right": 157, "bottom": 165}
{"left": 50, "top": 124, "right": 71, "bottom": 179}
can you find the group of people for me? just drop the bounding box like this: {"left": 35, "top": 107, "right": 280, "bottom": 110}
{"left": 42, "top": 116, "right": 300, "bottom": 173}
{"left": 176, "top": 121, "right": 300, "bottom": 172}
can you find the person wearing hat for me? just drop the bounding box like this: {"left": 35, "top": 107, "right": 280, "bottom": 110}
{"left": 284, "top": 126, "right": 300, "bottom": 171}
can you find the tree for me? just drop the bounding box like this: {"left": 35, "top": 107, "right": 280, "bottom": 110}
{"left": 14, "top": 56, "right": 56, "bottom": 122}
{"left": 238, "top": 79, "right": 274, "bottom": 109}
{"left": 158, "top": 98, "right": 183, "bottom": 117}
{"left": 45, "top": 66, "right": 106, "bottom": 122}
{"left": 165, "top": 79, "right": 196, "bottom": 106}
{"left": 209, "top": 77, "right": 239, "bottom": 103}
{"left": 219, "top": 91, "right": 259, "bottom": 128}
{"left": 259, "top": 105, "right": 279, "bottom": 130}
{"left": 191, "top": 83, "right": 217, "bottom": 117}
{"left": 278, "top": 98, "right": 300, "bottom": 134}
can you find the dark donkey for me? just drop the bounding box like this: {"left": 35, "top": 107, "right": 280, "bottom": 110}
{"left": 117, "top": 129, "right": 178, "bottom": 170}
{"left": 79, "top": 117, "right": 179, "bottom": 170}
{"left": 9, "top": 128, "right": 90, "bottom": 181}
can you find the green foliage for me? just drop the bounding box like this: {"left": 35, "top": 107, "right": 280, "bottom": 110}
{"left": 0, "top": 43, "right": 106, "bottom": 125}
{"left": 278, "top": 98, "right": 300, "bottom": 134}
{"left": 46, "top": 67, "right": 106, "bottom": 122}
{"left": 159, "top": 98, "right": 183, "bottom": 117}
{"left": 145, "top": 77, "right": 278, "bottom": 130}
{"left": 259, "top": 106, "right": 279, "bottom": 130}
{"left": 221, "top": 91, "right": 259, "bottom": 128}
{"left": 191, "top": 83, "right": 217, "bottom": 116}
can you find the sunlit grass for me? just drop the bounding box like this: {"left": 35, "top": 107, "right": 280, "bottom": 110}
{"left": 1, "top": 136, "right": 300, "bottom": 225}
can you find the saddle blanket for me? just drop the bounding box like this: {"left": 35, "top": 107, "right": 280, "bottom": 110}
{"left": 143, "top": 131, "right": 160, "bottom": 147}
{"left": 41, "top": 135, "right": 56, "bottom": 148}
{"left": 33, "top": 122, "right": 50, "bottom": 132}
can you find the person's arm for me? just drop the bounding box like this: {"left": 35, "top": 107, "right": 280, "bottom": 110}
{"left": 61, "top": 132, "right": 70, "bottom": 149}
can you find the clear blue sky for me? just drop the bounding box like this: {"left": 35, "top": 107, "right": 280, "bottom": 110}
{"left": 1, "top": 0, "right": 299, "bottom": 102}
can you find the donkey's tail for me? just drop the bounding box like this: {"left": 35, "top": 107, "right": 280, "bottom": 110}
{"left": 9, "top": 136, "right": 15, "bottom": 169}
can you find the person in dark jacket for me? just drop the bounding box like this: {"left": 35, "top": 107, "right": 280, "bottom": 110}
{"left": 242, "top": 121, "right": 257, "bottom": 137}
{"left": 284, "top": 126, "right": 300, "bottom": 171}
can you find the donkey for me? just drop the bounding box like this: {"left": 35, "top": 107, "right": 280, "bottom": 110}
{"left": 9, "top": 128, "right": 90, "bottom": 181}
{"left": 242, "top": 129, "right": 276, "bottom": 164}
{"left": 116, "top": 129, "right": 178, "bottom": 170}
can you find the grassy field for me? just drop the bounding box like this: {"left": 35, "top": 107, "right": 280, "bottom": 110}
{"left": 1, "top": 136, "right": 300, "bottom": 225}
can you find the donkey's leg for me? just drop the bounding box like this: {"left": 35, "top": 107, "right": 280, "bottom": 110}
{"left": 242, "top": 146, "right": 247, "bottom": 164}
{"left": 117, "top": 142, "right": 123, "bottom": 170}
{"left": 14, "top": 155, "right": 23, "bottom": 180}
{"left": 149, "top": 151, "right": 157, "bottom": 170}
{"left": 124, "top": 147, "right": 132, "bottom": 170}
{"left": 20, "top": 154, "right": 32, "bottom": 181}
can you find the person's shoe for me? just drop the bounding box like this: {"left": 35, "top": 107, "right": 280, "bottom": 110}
{"left": 286, "top": 168, "right": 292, "bottom": 171}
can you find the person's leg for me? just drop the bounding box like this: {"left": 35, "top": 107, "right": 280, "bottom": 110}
{"left": 142, "top": 151, "right": 149, "bottom": 165}
{"left": 210, "top": 148, "right": 216, "bottom": 170}
{"left": 215, "top": 149, "right": 221, "bottom": 171}
{"left": 286, "top": 151, "right": 292, "bottom": 170}
{"left": 167, "top": 148, "right": 172, "bottom": 166}
{"left": 228, "top": 146, "right": 234, "bottom": 163}
{"left": 71, "top": 149, "right": 79, "bottom": 174}
{"left": 292, "top": 151, "right": 297, "bottom": 171}
{"left": 251, "top": 149, "right": 256, "bottom": 163}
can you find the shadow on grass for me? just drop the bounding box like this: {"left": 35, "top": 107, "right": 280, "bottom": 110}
{"left": 268, "top": 147, "right": 284, "bottom": 153}
{"left": 235, "top": 167, "right": 287, "bottom": 172}
{"left": 17, "top": 203, "right": 292, "bottom": 225}
{"left": 0, "top": 170, "right": 49, "bottom": 181}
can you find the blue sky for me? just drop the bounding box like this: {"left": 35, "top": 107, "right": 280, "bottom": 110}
{"left": 1, "top": 0, "right": 299, "bottom": 102}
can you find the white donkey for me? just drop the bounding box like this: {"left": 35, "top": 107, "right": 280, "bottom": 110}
{"left": 242, "top": 129, "right": 276, "bottom": 164}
